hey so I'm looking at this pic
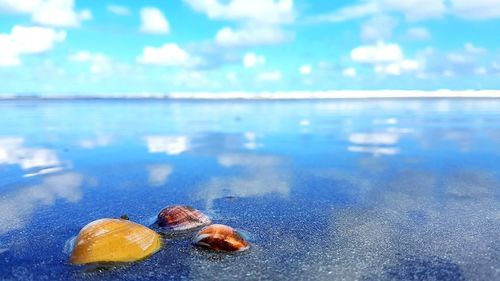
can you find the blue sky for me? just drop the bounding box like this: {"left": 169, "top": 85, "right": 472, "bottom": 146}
{"left": 0, "top": 0, "right": 499, "bottom": 94}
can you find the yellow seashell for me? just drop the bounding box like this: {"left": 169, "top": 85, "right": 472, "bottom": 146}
{"left": 70, "top": 218, "right": 162, "bottom": 265}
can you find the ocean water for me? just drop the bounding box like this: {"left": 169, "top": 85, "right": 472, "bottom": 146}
{"left": 0, "top": 99, "right": 499, "bottom": 281}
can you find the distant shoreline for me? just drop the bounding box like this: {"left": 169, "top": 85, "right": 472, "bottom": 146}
{"left": 1, "top": 90, "right": 500, "bottom": 101}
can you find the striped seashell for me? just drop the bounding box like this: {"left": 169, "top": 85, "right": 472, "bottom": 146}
{"left": 193, "top": 224, "right": 250, "bottom": 252}
{"left": 156, "top": 205, "right": 211, "bottom": 231}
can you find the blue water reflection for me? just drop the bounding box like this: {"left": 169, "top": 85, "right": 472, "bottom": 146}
{"left": 0, "top": 99, "right": 499, "bottom": 280}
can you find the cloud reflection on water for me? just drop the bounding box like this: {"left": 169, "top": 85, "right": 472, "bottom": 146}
{"left": 147, "top": 164, "right": 173, "bottom": 187}
{"left": 79, "top": 134, "right": 113, "bottom": 149}
{"left": 0, "top": 173, "right": 84, "bottom": 235}
{"left": 0, "top": 137, "right": 60, "bottom": 170}
{"left": 347, "top": 131, "right": 401, "bottom": 156}
{"left": 144, "top": 135, "right": 190, "bottom": 155}
{"left": 198, "top": 153, "right": 289, "bottom": 209}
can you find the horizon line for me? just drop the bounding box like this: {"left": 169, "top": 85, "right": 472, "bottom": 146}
{"left": 1, "top": 90, "right": 500, "bottom": 100}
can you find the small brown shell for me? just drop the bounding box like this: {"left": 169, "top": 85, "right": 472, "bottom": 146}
{"left": 193, "top": 224, "right": 250, "bottom": 252}
{"left": 156, "top": 205, "right": 211, "bottom": 231}
{"left": 70, "top": 218, "right": 162, "bottom": 265}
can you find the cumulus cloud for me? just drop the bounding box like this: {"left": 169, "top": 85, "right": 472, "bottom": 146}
{"left": 31, "top": 0, "right": 92, "bottom": 28}
{"left": 312, "top": 1, "right": 379, "bottom": 22}
{"left": 450, "top": 0, "right": 500, "bottom": 20}
{"left": 375, "top": 59, "right": 420, "bottom": 75}
{"left": 0, "top": 25, "right": 66, "bottom": 66}
{"left": 351, "top": 42, "right": 403, "bottom": 64}
{"left": 215, "top": 24, "right": 292, "bottom": 47}
{"left": 243, "top": 52, "right": 266, "bottom": 68}
{"left": 184, "top": 0, "right": 294, "bottom": 48}
{"left": 314, "top": 0, "right": 445, "bottom": 22}
{"left": 316, "top": 0, "right": 500, "bottom": 22}
{"left": 257, "top": 70, "right": 282, "bottom": 81}
{"left": 107, "top": 4, "right": 131, "bottom": 16}
{"left": 69, "top": 51, "right": 114, "bottom": 74}
{"left": 0, "top": 0, "right": 42, "bottom": 13}
{"left": 137, "top": 43, "right": 196, "bottom": 66}
{"left": 140, "top": 7, "right": 170, "bottom": 34}
{"left": 350, "top": 42, "right": 421, "bottom": 76}
{"left": 183, "top": 0, "right": 294, "bottom": 24}
{"left": 361, "top": 15, "right": 398, "bottom": 42}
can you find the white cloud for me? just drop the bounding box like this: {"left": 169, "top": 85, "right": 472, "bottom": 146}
{"left": 361, "top": 15, "right": 397, "bottom": 42}
{"left": 0, "top": 0, "right": 91, "bottom": 27}
{"left": 464, "top": 42, "right": 485, "bottom": 54}
{"left": 140, "top": 7, "right": 170, "bottom": 34}
{"left": 183, "top": 0, "right": 294, "bottom": 24}
{"left": 0, "top": 25, "right": 66, "bottom": 67}
{"left": 406, "top": 27, "right": 431, "bottom": 40}
{"left": 314, "top": 0, "right": 445, "bottom": 22}
{"left": 137, "top": 43, "right": 193, "bottom": 66}
{"left": 107, "top": 4, "right": 130, "bottom": 16}
{"left": 0, "top": 38, "right": 20, "bottom": 66}
{"left": 31, "top": 0, "right": 92, "bottom": 28}
{"left": 313, "top": 1, "right": 379, "bottom": 22}
{"left": 257, "top": 70, "right": 282, "bottom": 81}
{"left": 317, "top": 0, "right": 500, "bottom": 22}
{"left": 0, "top": 0, "right": 42, "bottom": 13}
{"left": 69, "top": 51, "right": 114, "bottom": 74}
{"left": 342, "top": 67, "right": 357, "bottom": 77}
{"left": 185, "top": 1, "right": 294, "bottom": 48}
{"left": 379, "top": 0, "right": 445, "bottom": 21}
{"left": 299, "top": 64, "right": 312, "bottom": 75}
{"left": 215, "top": 25, "right": 292, "bottom": 47}
{"left": 351, "top": 42, "right": 403, "bottom": 64}
{"left": 351, "top": 42, "right": 421, "bottom": 76}
{"left": 451, "top": 0, "right": 500, "bottom": 20}
{"left": 447, "top": 53, "right": 469, "bottom": 64}
{"left": 243, "top": 52, "right": 266, "bottom": 68}
{"left": 375, "top": 59, "right": 420, "bottom": 75}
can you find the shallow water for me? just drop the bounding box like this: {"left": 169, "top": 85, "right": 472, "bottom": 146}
{"left": 0, "top": 99, "right": 499, "bottom": 281}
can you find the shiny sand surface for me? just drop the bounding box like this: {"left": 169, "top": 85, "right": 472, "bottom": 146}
{"left": 0, "top": 99, "right": 499, "bottom": 280}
